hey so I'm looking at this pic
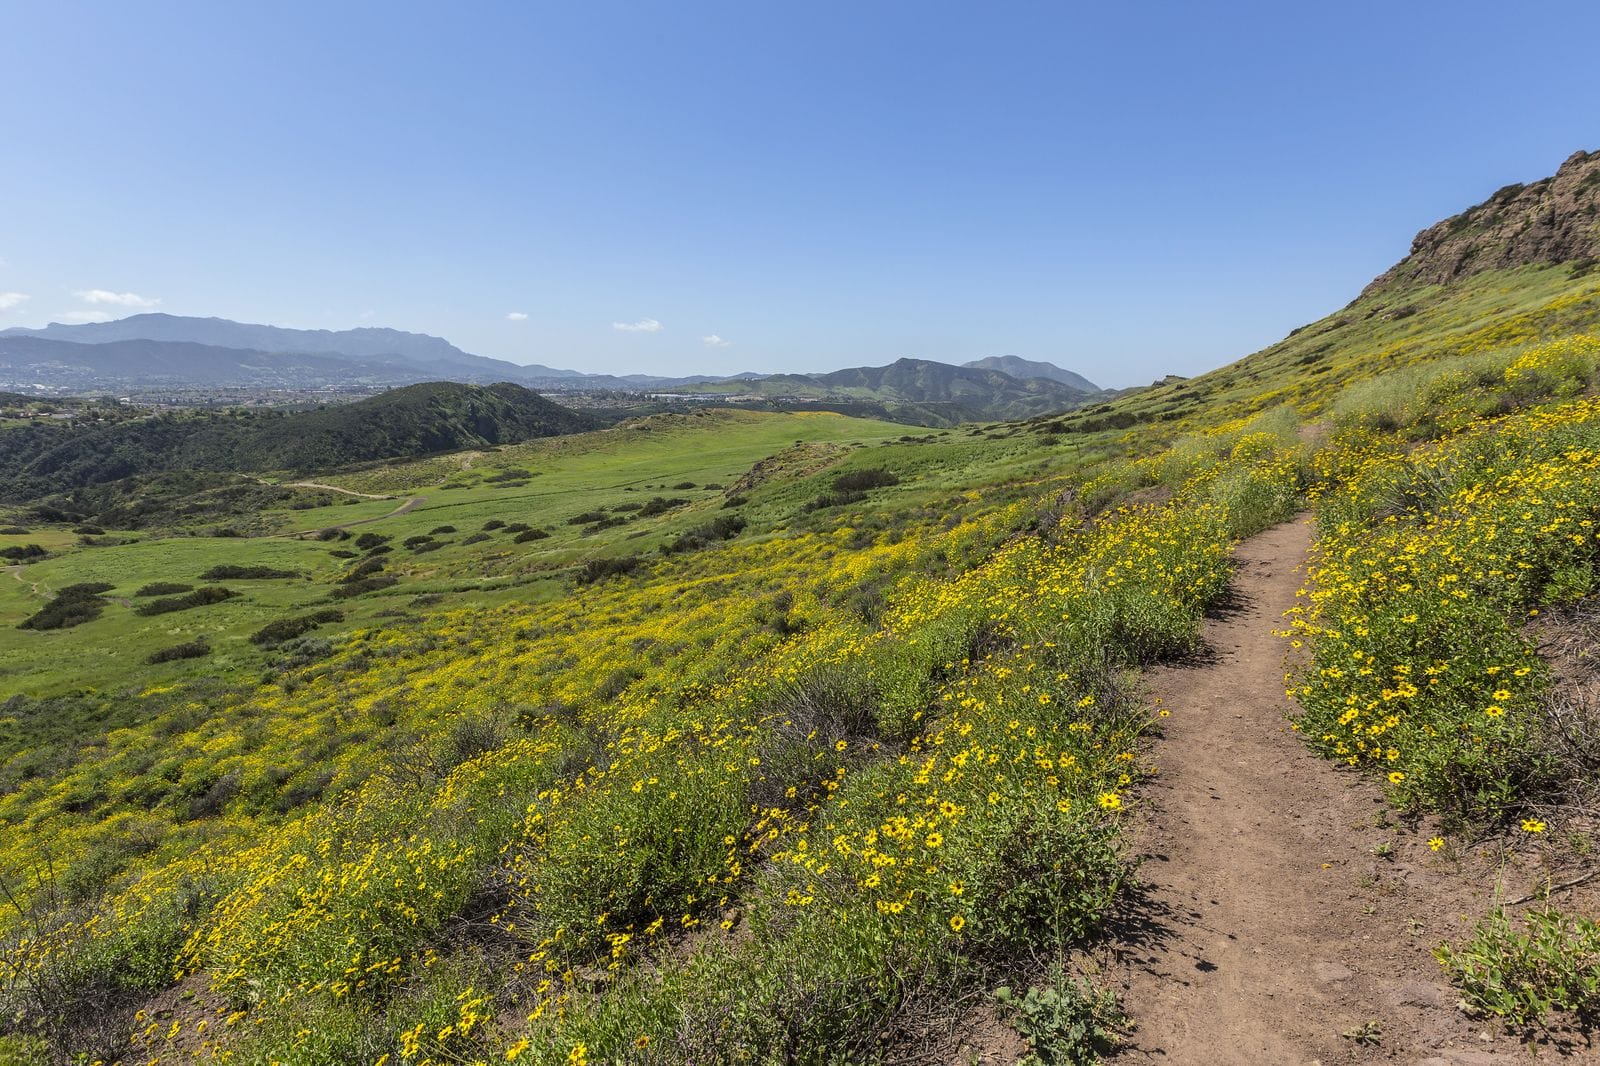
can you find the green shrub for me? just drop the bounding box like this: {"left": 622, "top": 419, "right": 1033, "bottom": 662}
{"left": 133, "top": 586, "right": 238, "bottom": 616}
{"left": 995, "top": 969, "right": 1128, "bottom": 1066}
{"left": 330, "top": 576, "right": 398, "bottom": 599}
{"left": 636, "top": 496, "right": 688, "bottom": 517}
{"left": 832, "top": 467, "right": 899, "bottom": 493}
{"left": 146, "top": 639, "right": 212, "bottom": 664}
{"left": 134, "top": 581, "right": 193, "bottom": 597}
{"left": 576, "top": 556, "right": 643, "bottom": 584}
{"left": 662, "top": 515, "right": 746, "bottom": 554}
{"left": 250, "top": 609, "right": 344, "bottom": 646}
{"left": 199, "top": 565, "right": 298, "bottom": 580}
{"left": 18, "top": 583, "right": 114, "bottom": 630}
{"left": 1436, "top": 905, "right": 1600, "bottom": 1026}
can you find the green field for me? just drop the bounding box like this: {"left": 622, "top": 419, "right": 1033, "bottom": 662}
{"left": 0, "top": 410, "right": 928, "bottom": 696}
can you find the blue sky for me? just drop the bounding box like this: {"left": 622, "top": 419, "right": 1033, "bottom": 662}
{"left": 2, "top": 2, "right": 1598, "bottom": 386}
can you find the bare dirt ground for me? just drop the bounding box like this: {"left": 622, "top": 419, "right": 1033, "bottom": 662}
{"left": 1113, "top": 516, "right": 1597, "bottom": 1065}
{"left": 277, "top": 493, "right": 426, "bottom": 539}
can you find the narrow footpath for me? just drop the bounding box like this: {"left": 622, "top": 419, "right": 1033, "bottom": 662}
{"left": 1115, "top": 517, "right": 1552, "bottom": 1065}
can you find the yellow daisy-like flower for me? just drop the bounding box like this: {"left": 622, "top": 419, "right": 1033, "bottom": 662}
{"left": 1520, "top": 819, "right": 1546, "bottom": 833}
{"left": 1387, "top": 771, "right": 1405, "bottom": 784}
{"left": 1097, "top": 792, "right": 1122, "bottom": 811}
{"left": 925, "top": 832, "right": 943, "bottom": 848}
{"left": 1484, "top": 705, "right": 1506, "bottom": 718}
{"left": 1427, "top": 837, "right": 1444, "bottom": 852}
{"left": 949, "top": 914, "right": 966, "bottom": 932}
{"left": 1491, "top": 689, "right": 1512, "bottom": 701}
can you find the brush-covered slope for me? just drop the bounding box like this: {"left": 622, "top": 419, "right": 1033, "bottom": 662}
{"left": 0, "top": 381, "right": 597, "bottom": 499}
{"left": 688, "top": 356, "right": 1104, "bottom": 424}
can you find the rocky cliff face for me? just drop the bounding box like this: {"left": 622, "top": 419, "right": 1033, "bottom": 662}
{"left": 1363, "top": 149, "right": 1600, "bottom": 295}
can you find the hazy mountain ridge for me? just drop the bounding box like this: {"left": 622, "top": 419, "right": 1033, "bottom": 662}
{"left": 0, "top": 314, "right": 1109, "bottom": 422}
{"left": 960, "top": 355, "right": 1100, "bottom": 392}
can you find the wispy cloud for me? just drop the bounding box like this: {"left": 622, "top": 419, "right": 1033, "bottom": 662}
{"left": 506, "top": 311, "right": 529, "bottom": 321}
{"left": 75, "top": 289, "right": 160, "bottom": 308}
{"left": 59, "top": 310, "right": 113, "bottom": 323}
{"left": 612, "top": 317, "right": 663, "bottom": 333}
{"left": 0, "top": 292, "right": 29, "bottom": 311}
{"left": 702, "top": 334, "right": 731, "bottom": 348}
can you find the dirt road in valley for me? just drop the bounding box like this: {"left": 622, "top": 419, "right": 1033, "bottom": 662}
{"left": 1114, "top": 517, "right": 1566, "bottom": 1065}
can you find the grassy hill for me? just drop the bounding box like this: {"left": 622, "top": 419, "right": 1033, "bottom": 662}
{"left": 669, "top": 356, "right": 1106, "bottom": 424}
{"left": 3, "top": 156, "right": 1600, "bottom": 1064}
{"left": 0, "top": 381, "right": 598, "bottom": 504}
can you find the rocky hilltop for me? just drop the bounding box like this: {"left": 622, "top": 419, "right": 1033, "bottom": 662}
{"left": 1364, "top": 148, "right": 1600, "bottom": 294}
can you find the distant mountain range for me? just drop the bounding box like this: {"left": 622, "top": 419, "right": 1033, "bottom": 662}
{"left": 0, "top": 312, "right": 1107, "bottom": 422}
{"left": 960, "top": 356, "right": 1100, "bottom": 393}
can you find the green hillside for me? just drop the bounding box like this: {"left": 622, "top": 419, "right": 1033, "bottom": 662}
{"left": 0, "top": 382, "right": 598, "bottom": 503}
{"left": 669, "top": 357, "right": 1106, "bottom": 424}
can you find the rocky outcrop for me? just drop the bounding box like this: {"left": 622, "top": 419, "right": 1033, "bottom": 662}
{"left": 1364, "top": 149, "right": 1600, "bottom": 295}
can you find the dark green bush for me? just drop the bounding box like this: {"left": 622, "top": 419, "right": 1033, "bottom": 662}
{"left": 134, "top": 582, "right": 194, "bottom": 597}
{"left": 17, "top": 583, "right": 114, "bottom": 630}
{"left": 663, "top": 515, "right": 747, "bottom": 554}
{"left": 146, "top": 639, "right": 212, "bottom": 665}
{"left": 199, "top": 565, "right": 298, "bottom": 580}
{"left": 134, "top": 586, "right": 238, "bottom": 616}
{"left": 250, "top": 609, "right": 344, "bottom": 647}
{"left": 330, "top": 576, "right": 398, "bottom": 599}
{"left": 637, "top": 496, "right": 688, "bottom": 517}
{"left": 831, "top": 468, "right": 899, "bottom": 493}
{"left": 576, "top": 556, "right": 643, "bottom": 584}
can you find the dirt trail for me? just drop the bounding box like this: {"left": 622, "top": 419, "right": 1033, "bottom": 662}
{"left": 282, "top": 480, "right": 395, "bottom": 500}
{"left": 1116, "top": 517, "right": 1552, "bottom": 1065}
{"left": 277, "top": 494, "right": 426, "bottom": 539}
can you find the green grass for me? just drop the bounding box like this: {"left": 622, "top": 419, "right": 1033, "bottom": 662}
{"left": 0, "top": 411, "right": 928, "bottom": 696}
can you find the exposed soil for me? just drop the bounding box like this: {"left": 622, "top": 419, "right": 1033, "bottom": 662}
{"left": 283, "top": 480, "right": 396, "bottom": 500}
{"left": 1113, "top": 517, "right": 1597, "bottom": 1065}
{"left": 278, "top": 493, "right": 426, "bottom": 539}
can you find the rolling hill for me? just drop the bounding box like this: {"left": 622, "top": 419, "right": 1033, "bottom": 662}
{"left": 0, "top": 381, "right": 598, "bottom": 501}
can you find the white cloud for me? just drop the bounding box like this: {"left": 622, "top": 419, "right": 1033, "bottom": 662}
{"left": 0, "top": 292, "right": 29, "bottom": 311}
{"left": 612, "top": 317, "right": 663, "bottom": 333}
{"left": 506, "top": 311, "right": 529, "bottom": 321}
{"left": 59, "top": 310, "right": 113, "bottom": 323}
{"left": 702, "top": 334, "right": 731, "bottom": 347}
{"left": 74, "top": 289, "right": 160, "bottom": 308}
